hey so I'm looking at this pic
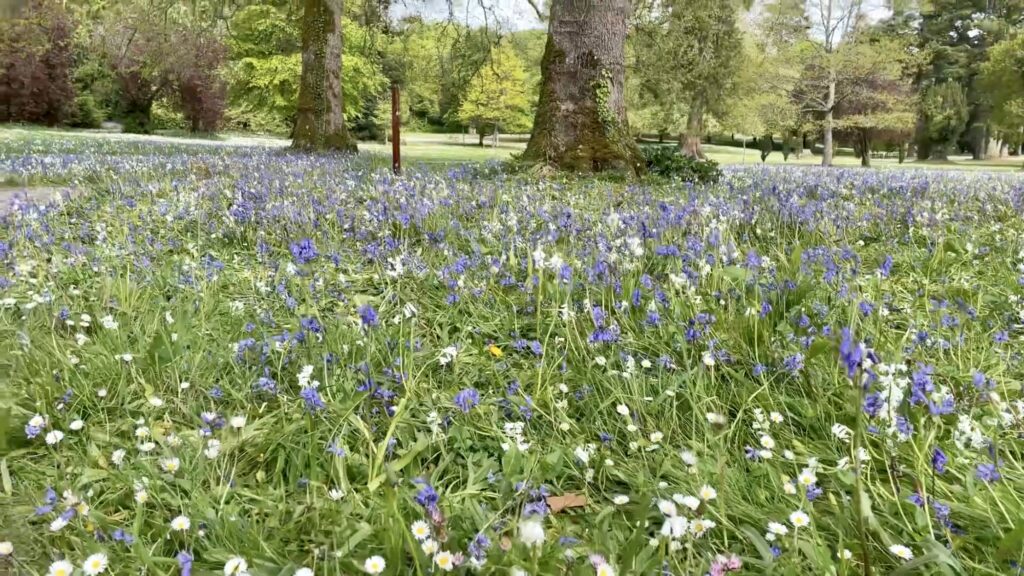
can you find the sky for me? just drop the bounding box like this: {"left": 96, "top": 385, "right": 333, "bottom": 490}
{"left": 390, "top": 0, "right": 894, "bottom": 34}
{"left": 390, "top": 0, "right": 545, "bottom": 31}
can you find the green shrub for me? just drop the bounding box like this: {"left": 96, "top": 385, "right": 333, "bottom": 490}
{"left": 68, "top": 94, "right": 103, "bottom": 128}
{"left": 642, "top": 145, "right": 722, "bottom": 184}
{"left": 150, "top": 99, "right": 186, "bottom": 131}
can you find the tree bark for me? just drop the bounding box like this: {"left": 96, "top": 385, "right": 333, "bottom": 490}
{"left": 821, "top": 76, "right": 835, "bottom": 167}
{"left": 522, "top": 0, "right": 643, "bottom": 174}
{"left": 859, "top": 129, "right": 871, "bottom": 167}
{"left": 292, "top": 0, "right": 356, "bottom": 151}
{"left": 679, "top": 94, "right": 706, "bottom": 159}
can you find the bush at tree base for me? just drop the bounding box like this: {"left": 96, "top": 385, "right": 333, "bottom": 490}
{"left": 642, "top": 145, "right": 722, "bottom": 184}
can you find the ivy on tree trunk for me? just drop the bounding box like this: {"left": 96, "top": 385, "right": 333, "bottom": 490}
{"left": 292, "top": 0, "right": 356, "bottom": 152}
{"left": 522, "top": 0, "right": 642, "bottom": 174}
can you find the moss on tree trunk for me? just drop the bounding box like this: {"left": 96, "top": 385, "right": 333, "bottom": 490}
{"left": 292, "top": 0, "right": 356, "bottom": 152}
{"left": 522, "top": 0, "right": 642, "bottom": 174}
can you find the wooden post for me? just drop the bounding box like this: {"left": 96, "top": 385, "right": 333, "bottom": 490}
{"left": 391, "top": 84, "right": 401, "bottom": 175}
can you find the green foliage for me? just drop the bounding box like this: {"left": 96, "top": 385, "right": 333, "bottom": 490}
{"left": 225, "top": 11, "right": 386, "bottom": 136}
{"left": 980, "top": 35, "right": 1024, "bottom": 130}
{"left": 630, "top": 0, "right": 743, "bottom": 136}
{"left": 921, "top": 82, "right": 969, "bottom": 153}
{"left": 150, "top": 98, "right": 186, "bottom": 131}
{"left": 68, "top": 93, "right": 103, "bottom": 128}
{"left": 642, "top": 145, "right": 722, "bottom": 183}
{"left": 226, "top": 4, "right": 300, "bottom": 59}
{"left": 457, "top": 43, "right": 532, "bottom": 137}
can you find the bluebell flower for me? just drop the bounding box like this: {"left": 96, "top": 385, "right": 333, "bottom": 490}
{"left": 413, "top": 479, "right": 440, "bottom": 511}
{"left": 468, "top": 533, "right": 491, "bottom": 559}
{"left": 976, "top": 462, "right": 1001, "bottom": 483}
{"left": 177, "top": 551, "right": 193, "bottom": 576}
{"left": 805, "top": 484, "right": 822, "bottom": 501}
{"left": 454, "top": 388, "right": 480, "bottom": 413}
{"left": 326, "top": 438, "right": 345, "bottom": 457}
{"left": 839, "top": 328, "right": 862, "bottom": 378}
{"left": 289, "top": 238, "right": 318, "bottom": 264}
{"left": 299, "top": 386, "right": 325, "bottom": 413}
{"left": 358, "top": 304, "right": 379, "bottom": 328}
{"left": 783, "top": 353, "right": 804, "bottom": 374}
{"left": 878, "top": 255, "right": 893, "bottom": 278}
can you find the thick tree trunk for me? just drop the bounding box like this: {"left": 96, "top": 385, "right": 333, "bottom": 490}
{"left": 898, "top": 142, "right": 906, "bottom": 164}
{"left": 292, "top": 0, "right": 356, "bottom": 151}
{"left": 821, "top": 78, "right": 835, "bottom": 167}
{"left": 679, "top": 94, "right": 706, "bottom": 159}
{"left": 522, "top": 0, "right": 642, "bottom": 173}
{"left": 859, "top": 129, "right": 871, "bottom": 167}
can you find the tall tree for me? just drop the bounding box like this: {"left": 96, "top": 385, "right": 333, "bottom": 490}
{"left": 458, "top": 44, "right": 531, "bottom": 146}
{"left": 916, "top": 0, "right": 1024, "bottom": 159}
{"left": 805, "top": 0, "right": 862, "bottom": 167}
{"left": 980, "top": 34, "right": 1024, "bottom": 155}
{"left": 522, "top": 0, "right": 642, "bottom": 173}
{"left": 631, "top": 0, "right": 745, "bottom": 158}
{"left": 292, "top": 0, "right": 356, "bottom": 151}
{"left": 834, "top": 32, "right": 917, "bottom": 166}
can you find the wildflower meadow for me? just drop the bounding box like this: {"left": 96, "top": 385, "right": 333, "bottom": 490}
{"left": 1, "top": 134, "right": 1023, "bottom": 576}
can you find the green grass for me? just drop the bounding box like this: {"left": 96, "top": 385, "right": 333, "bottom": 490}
{"left": 1, "top": 134, "right": 1023, "bottom": 576}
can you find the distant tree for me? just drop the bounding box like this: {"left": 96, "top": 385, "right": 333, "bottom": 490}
{"left": 916, "top": 0, "right": 1024, "bottom": 159}
{"left": 920, "top": 82, "right": 969, "bottom": 160}
{"left": 458, "top": 44, "right": 531, "bottom": 147}
{"left": 980, "top": 35, "right": 1024, "bottom": 156}
{"left": 631, "top": 0, "right": 744, "bottom": 158}
{"left": 175, "top": 27, "right": 227, "bottom": 133}
{"left": 0, "top": 0, "right": 76, "bottom": 126}
{"left": 834, "top": 35, "right": 917, "bottom": 166}
{"left": 96, "top": 4, "right": 228, "bottom": 134}
{"left": 227, "top": 7, "right": 385, "bottom": 135}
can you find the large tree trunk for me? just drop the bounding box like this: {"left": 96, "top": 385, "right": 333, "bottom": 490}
{"left": 522, "top": 0, "right": 642, "bottom": 174}
{"left": 679, "top": 94, "right": 706, "bottom": 159}
{"left": 292, "top": 0, "right": 356, "bottom": 151}
{"left": 821, "top": 77, "right": 835, "bottom": 167}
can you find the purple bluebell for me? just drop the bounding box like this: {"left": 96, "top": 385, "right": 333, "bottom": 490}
{"left": 358, "top": 304, "right": 378, "bottom": 328}
{"left": 976, "top": 463, "right": 1001, "bottom": 483}
{"left": 289, "top": 238, "right": 318, "bottom": 264}
{"left": 299, "top": 386, "right": 325, "bottom": 413}
{"left": 454, "top": 388, "right": 480, "bottom": 413}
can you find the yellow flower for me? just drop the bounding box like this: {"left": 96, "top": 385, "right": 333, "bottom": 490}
{"left": 487, "top": 344, "right": 503, "bottom": 358}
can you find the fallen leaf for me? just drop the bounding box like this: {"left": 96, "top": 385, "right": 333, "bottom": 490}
{"left": 546, "top": 492, "right": 588, "bottom": 513}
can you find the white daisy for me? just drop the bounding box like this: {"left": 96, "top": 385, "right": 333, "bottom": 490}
{"left": 82, "top": 552, "right": 109, "bottom": 575}
{"left": 47, "top": 560, "right": 75, "bottom": 576}
{"left": 410, "top": 520, "right": 431, "bottom": 540}
{"left": 171, "top": 515, "right": 191, "bottom": 531}
{"left": 789, "top": 510, "right": 810, "bottom": 528}
{"left": 517, "top": 518, "right": 545, "bottom": 547}
{"left": 889, "top": 544, "right": 913, "bottom": 561}
{"left": 363, "top": 555, "right": 386, "bottom": 574}
{"left": 434, "top": 551, "right": 455, "bottom": 571}
{"left": 224, "top": 556, "right": 249, "bottom": 575}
